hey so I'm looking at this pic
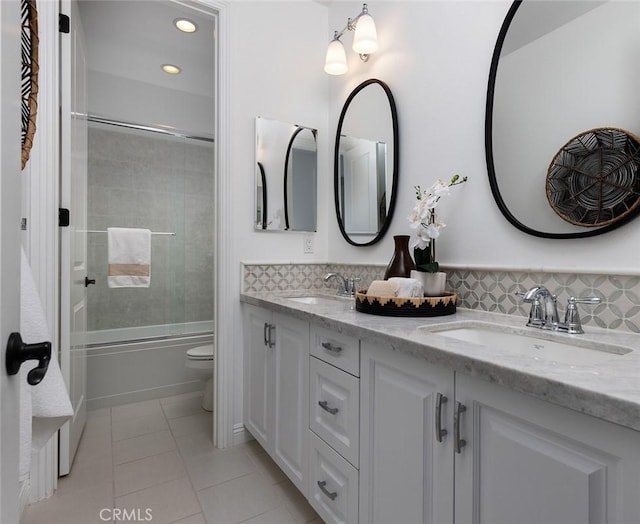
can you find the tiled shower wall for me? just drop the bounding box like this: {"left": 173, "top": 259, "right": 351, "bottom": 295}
{"left": 242, "top": 262, "right": 640, "bottom": 333}
{"left": 87, "top": 125, "right": 214, "bottom": 331}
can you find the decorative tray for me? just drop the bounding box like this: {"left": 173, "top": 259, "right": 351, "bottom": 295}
{"left": 546, "top": 127, "right": 640, "bottom": 227}
{"left": 355, "top": 290, "right": 457, "bottom": 317}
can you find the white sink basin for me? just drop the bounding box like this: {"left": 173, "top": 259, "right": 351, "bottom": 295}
{"left": 285, "top": 294, "right": 352, "bottom": 306}
{"left": 423, "top": 322, "right": 632, "bottom": 366}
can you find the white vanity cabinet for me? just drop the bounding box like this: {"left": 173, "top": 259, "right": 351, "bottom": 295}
{"left": 360, "top": 341, "right": 640, "bottom": 524}
{"left": 455, "top": 373, "right": 640, "bottom": 524}
{"left": 360, "top": 341, "right": 455, "bottom": 524}
{"left": 308, "top": 325, "right": 360, "bottom": 524}
{"left": 243, "top": 304, "right": 309, "bottom": 493}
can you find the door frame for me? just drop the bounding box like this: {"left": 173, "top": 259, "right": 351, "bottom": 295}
{"left": 0, "top": 0, "right": 23, "bottom": 521}
{"left": 22, "top": 0, "right": 232, "bottom": 500}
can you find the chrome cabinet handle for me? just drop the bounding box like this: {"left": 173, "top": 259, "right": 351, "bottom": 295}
{"left": 267, "top": 324, "right": 275, "bottom": 348}
{"left": 435, "top": 393, "right": 448, "bottom": 443}
{"left": 263, "top": 323, "right": 269, "bottom": 346}
{"left": 454, "top": 401, "right": 467, "bottom": 454}
{"left": 318, "top": 400, "right": 339, "bottom": 415}
{"left": 321, "top": 341, "right": 342, "bottom": 354}
{"left": 317, "top": 480, "right": 338, "bottom": 501}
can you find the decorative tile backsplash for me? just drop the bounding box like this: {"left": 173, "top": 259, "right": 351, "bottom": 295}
{"left": 242, "top": 262, "right": 640, "bottom": 333}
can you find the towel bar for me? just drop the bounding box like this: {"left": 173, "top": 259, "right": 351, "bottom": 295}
{"left": 85, "top": 230, "right": 176, "bottom": 236}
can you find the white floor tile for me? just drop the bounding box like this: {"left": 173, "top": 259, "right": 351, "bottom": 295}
{"left": 185, "top": 448, "right": 257, "bottom": 491}
{"left": 275, "top": 480, "right": 319, "bottom": 523}
{"left": 73, "top": 431, "right": 113, "bottom": 466}
{"left": 22, "top": 395, "right": 319, "bottom": 524}
{"left": 115, "top": 450, "right": 187, "bottom": 496}
{"left": 83, "top": 409, "right": 112, "bottom": 439}
{"left": 249, "top": 451, "right": 287, "bottom": 485}
{"left": 114, "top": 429, "right": 176, "bottom": 465}
{"left": 175, "top": 432, "right": 215, "bottom": 463}
{"left": 239, "top": 505, "right": 298, "bottom": 524}
{"left": 162, "top": 394, "right": 207, "bottom": 420}
{"left": 168, "top": 412, "right": 212, "bottom": 438}
{"left": 170, "top": 513, "right": 207, "bottom": 524}
{"left": 112, "top": 411, "right": 169, "bottom": 442}
{"left": 115, "top": 477, "right": 201, "bottom": 524}
{"left": 112, "top": 399, "right": 164, "bottom": 422}
{"left": 197, "top": 472, "right": 283, "bottom": 524}
{"left": 22, "top": 481, "right": 114, "bottom": 524}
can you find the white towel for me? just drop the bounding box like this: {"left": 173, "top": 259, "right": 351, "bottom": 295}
{"left": 19, "top": 249, "right": 73, "bottom": 479}
{"left": 108, "top": 227, "right": 151, "bottom": 288}
{"left": 388, "top": 277, "right": 424, "bottom": 298}
{"left": 367, "top": 280, "right": 400, "bottom": 297}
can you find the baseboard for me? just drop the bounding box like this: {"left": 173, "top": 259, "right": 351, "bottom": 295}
{"left": 232, "top": 423, "right": 252, "bottom": 446}
{"left": 87, "top": 381, "right": 203, "bottom": 410}
{"left": 19, "top": 479, "right": 31, "bottom": 516}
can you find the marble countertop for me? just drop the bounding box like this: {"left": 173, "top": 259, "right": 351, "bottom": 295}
{"left": 241, "top": 290, "right": 640, "bottom": 433}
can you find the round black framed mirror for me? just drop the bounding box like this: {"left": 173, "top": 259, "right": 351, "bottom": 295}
{"left": 486, "top": 0, "right": 640, "bottom": 239}
{"left": 334, "top": 78, "right": 399, "bottom": 246}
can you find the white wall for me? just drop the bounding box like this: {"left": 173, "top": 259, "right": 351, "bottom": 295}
{"left": 228, "top": 0, "right": 640, "bottom": 439}
{"left": 228, "top": 1, "right": 329, "bottom": 435}
{"left": 325, "top": 1, "right": 640, "bottom": 273}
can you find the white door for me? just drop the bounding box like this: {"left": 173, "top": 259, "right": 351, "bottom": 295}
{"left": 360, "top": 342, "right": 454, "bottom": 524}
{"left": 343, "top": 140, "right": 378, "bottom": 235}
{"left": 455, "top": 373, "right": 640, "bottom": 524}
{"left": 272, "top": 312, "right": 309, "bottom": 493}
{"left": 243, "top": 304, "right": 272, "bottom": 450}
{"left": 0, "top": 0, "right": 24, "bottom": 521}
{"left": 58, "top": 0, "right": 88, "bottom": 476}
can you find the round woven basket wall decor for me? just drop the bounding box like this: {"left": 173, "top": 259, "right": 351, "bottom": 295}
{"left": 546, "top": 127, "right": 640, "bottom": 227}
{"left": 21, "top": 0, "right": 39, "bottom": 171}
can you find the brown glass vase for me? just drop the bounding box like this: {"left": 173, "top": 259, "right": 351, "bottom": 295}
{"left": 384, "top": 235, "right": 416, "bottom": 279}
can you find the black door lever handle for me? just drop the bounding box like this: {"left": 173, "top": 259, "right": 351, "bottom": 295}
{"left": 85, "top": 276, "right": 96, "bottom": 287}
{"left": 6, "top": 332, "right": 51, "bottom": 385}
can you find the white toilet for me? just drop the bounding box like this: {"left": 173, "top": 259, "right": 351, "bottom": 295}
{"left": 185, "top": 344, "right": 214, "bottom": 412}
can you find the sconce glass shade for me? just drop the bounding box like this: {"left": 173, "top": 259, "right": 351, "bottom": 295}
{"left": 353, "top": 13, "right": 378, "bottom": 55}
{"left": 324, "top": 38, "right": 348, "bottom": 75}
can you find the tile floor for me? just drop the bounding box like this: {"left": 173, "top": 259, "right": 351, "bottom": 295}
{"left": 21, "top": 392, "right": 322, "bottom": 524}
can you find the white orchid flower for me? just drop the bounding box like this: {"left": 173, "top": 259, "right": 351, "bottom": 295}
{"left": 408, "top": 175, "right": 467, "bottom": 258}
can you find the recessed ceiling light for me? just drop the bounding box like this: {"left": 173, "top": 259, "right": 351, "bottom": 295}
{"left": 174, "top": 18, "right": 198, "bottom": 33}
{"left": 161, "top": 64, "right": 181, "bottom": 75}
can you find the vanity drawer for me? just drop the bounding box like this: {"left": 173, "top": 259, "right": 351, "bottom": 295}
{"left": 310, "top": 325, "right": 359, "bottom": 377}
{"left": 310, "top": 356, "right": 359, "bottom": 467}
{"left": 308, "top": 431, "right": 359, "bottom": 524}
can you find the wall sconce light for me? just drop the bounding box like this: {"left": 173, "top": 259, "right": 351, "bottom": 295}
{"left": 324, "top": 3, "right": 378, "bottom": 76}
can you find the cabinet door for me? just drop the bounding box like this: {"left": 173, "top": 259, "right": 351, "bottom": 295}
{"left": 272, "top": 312, "right": 310, "bottom": 493}
{"left": 243, "top": 304, "right": 273, "bottom": 450}
{"left": 455, "top": 373, "right": 640, "bottom": 524}
{"left": 360, "top": 342, "right": 454, "bottom": 524}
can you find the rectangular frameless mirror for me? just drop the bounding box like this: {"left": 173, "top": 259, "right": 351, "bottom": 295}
{"left": 255, "top": 117, "right": 318, "bottom": 232}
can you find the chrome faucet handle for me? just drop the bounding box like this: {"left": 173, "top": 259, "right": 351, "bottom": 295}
{"left": 515, "top": 290, "right": 545, "bottom": 327}
{"left": 346, "top": 277, "right": 361, "bottom": 296}
{"left": 562, "top": 296, "right": 602, "bottom": 334}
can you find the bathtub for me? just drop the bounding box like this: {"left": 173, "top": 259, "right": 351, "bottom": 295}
{"left": 86, "top": 321, "right": 214, "bottom": 409}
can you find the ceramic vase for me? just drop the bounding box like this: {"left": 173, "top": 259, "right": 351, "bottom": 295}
{"left": 384, "top": 235, "right": 416, "bottom": 279}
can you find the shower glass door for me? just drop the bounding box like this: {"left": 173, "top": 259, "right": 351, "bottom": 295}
{"left": 85, "top": 121, "right": 214, "bottom": 343}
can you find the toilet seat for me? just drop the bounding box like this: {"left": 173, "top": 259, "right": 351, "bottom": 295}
{"left": 187, "top": 344, "right": 214, "bottom": 360}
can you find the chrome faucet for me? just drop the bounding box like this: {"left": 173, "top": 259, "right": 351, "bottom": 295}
{"left": 519, "top": 286, "right": 601, "bottom": 334}
{"left": 323, "top": 272, "right": 361, "bottom": 297}
{"left": 522, "top": 286, "right": 559, "bottom": 328}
